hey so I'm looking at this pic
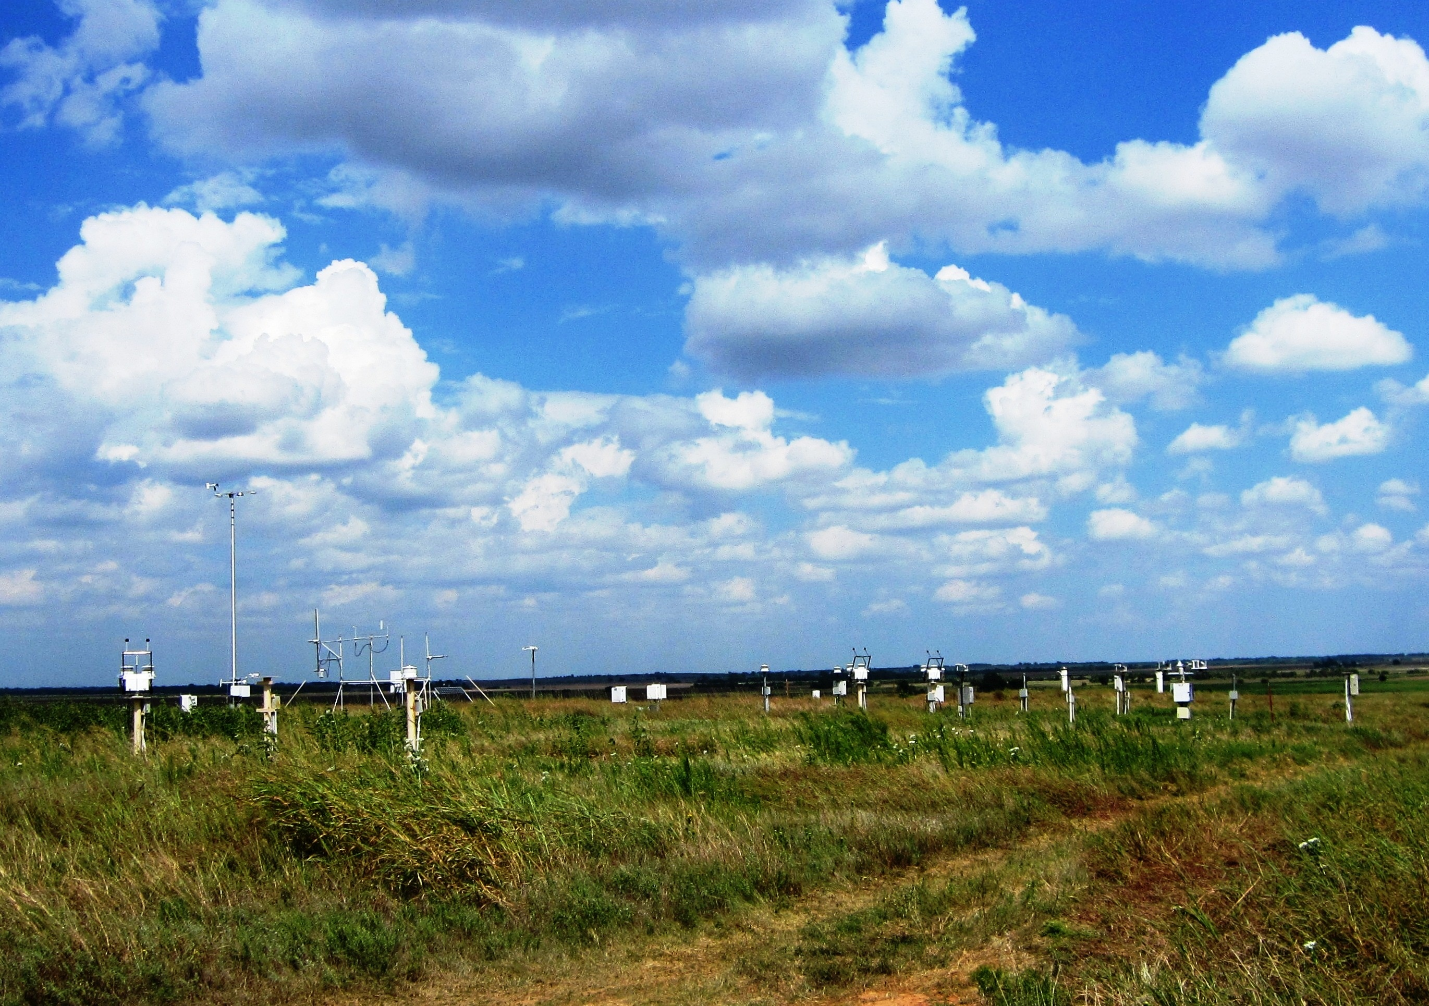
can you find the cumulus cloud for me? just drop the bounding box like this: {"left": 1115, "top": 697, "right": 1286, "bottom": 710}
{"left": 1377, "top": 371, "right": 1429, "bottom": 407}
{"left": 1087, "top": 508, "right": 1158, "bottom": 541}
{"left": 64, "top": 0, "right": 1414, "bottom": 272}
{"left": 846, "top": 490, "right": 1047, "bottom": 531}
{"left": 1378, "top": 479, "right": 1419, "bottom": 512}
{"left": 1167, "top": 422, "right": 1243, "bottom": 454}
{"left": 0, "top": 569, "right": 43, "bottom": 606}
{"left": 0, "top": 205, "right": 438, "bottom": 471}
{"left": 1224, "top": 295, "right": 1411, "bottom": 373}
{"left": 1201, "top": 26, "right": 1429, "bottom": 215}
{"left": 1241, "top": 476, "right": 1327, "bottom": 514}
{"left": 934, "top": 578, "right": 1001, "bottom": 606}
{"left": 935, "top": 527, "right": 1051, "bottom": 577}
{"left": 660, "top": 390, "right": 851, "bottom": 491}
{"left": 806, "top": 367, "right": 1136, "bottom": 528}
{"left": 683, "top": 244, "right": 1078, "bottom": 380}
{"left": 1289, "top": 407, "right": 1389, "bottom": 462}
{"left": 1085, "top": 351, "right": 1203, "bottom": 410}
{"left": 806, "top": 525, "right": 879, "bottom": 561}
{"left": 0, "top": 204, "right": 898, "bottom": 633}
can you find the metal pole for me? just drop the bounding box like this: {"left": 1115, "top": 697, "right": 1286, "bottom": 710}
{"left": 229, "top": 496, "right": 237, "bottom": 688}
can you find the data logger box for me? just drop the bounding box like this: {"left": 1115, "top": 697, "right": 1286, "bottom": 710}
{"left": 229, "top": 683, "right": 251, "bottom": 698}
{"left": 832, "top": 681, "right": 847, "bottom": 696}
{"left": 926, "top": 667, "right": 941, "bottom": 681}
{"left": 811, "top": 689, "right": 821, "bottom": 700}
{"left": 645, "top": 683, "right": 667, "bottom": 701}
{"left": 610, "top": 686, "right": 627, "bottom": 703}
{"left": 961, "top": 685, "right": 975, "bottom": 705}
{"left": 179, "top": 694, "right": 197, "bottom": 713}
{"left": 1349, "top": 673, "right": 1360, "bottom": 696}
{"left": 852, "top": 667, "right": 868, "bottom": 682}
{"left": 1172, "top": 682, "right": 1193, "bottom": 704}
{"left": 928, "top": 684, "right": 945, "bottom": 703}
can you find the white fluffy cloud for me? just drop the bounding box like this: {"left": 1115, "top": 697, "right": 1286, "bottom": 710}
{"left": 1202, "top": 26, "right": 1429, "bottom": 215}
{"left": 1378, "top": 479, "right": 1419, "bottom": 512}
{"left": 0, "top": 205, "right": 440, "bottom": 471}
{"left": 683, "top": 244, "right": 1079, "bottom": 379}
{"left": 1087, "top": 508, "right": 1158, "bottom": 541}
{"left": 806, "top": 525, "right": 883, "bottom": 561}
{"left": 1084, "top": 352, "right": 1203, "bottom": 411}
{"left": 1289, "top": 407, "right": 1390, "bottom": 462}
{"left": 659, "top": 390, "right": 851, "bottom": 491}
{"left": 1167, "top": 422, "right": 1243, "bottom": 455}
{"left": 37, "top": 0, "right": 1408, "bottom": 273}
{"left": 1224, "top": 295, "right": 1412, "bottom": 373}
{"left": 1241, "top": 476, "right": 1327, "bottom": 514}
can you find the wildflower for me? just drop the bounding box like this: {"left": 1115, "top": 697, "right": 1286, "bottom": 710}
{"left": 1298, "top": 837, "right": 1322, "bottom": 855}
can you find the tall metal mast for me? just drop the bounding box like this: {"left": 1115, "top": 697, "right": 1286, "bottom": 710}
{"left": 207, "top": 482, "right": 254, "bottom": 689}
{"left": 523, "top": 644, "right": 538, "bottom": 699}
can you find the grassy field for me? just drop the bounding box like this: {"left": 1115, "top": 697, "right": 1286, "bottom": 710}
{"left": 0, "top": 674, "right": 1425, "bottom": 1005}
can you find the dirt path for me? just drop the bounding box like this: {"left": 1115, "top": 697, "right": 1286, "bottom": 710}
{"left": 322, "top": 758, "right": 1321, "bottom": 1006}
{"left": 324, "top": 816, "right": 1110, "bottom": 1006}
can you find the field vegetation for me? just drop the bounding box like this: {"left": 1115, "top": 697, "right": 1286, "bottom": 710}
{"left": 0, "top": 674, "right": 1425, "bottom": 1004}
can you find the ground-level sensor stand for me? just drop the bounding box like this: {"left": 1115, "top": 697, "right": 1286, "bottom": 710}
{"left": 397, "top": 634, "right": 445, "bottom": 758}
{"left": 924, "top": 651, "right": 945, "bottom": 712}
{"left": 1172, "top": 660, "right": 1199, "bottom": 720}
{"left": 1344, "top": 672, "right": 1359, "bottom": 724}
{"left": 761, "top": 664, "right": 771, "bottom": 713}
{"left": 850, "top": 649, "right": 871, "bottom": 710}
{"left": 1059, "top": 667, "right": 1077, "bottom": 724}
{"left": 831, "top": 665, "right": 847, "bottom": 706}
{"left": 120, "top": 639, "right": 154, "bottom": 755}
{"left": 1229, "top": 674, "right": 1239, "bottom": 720}
{"left": 1018, "top": 673, "right": 1029, "bottom": 714}
{"left": 954, "top": 664, "right": 973, "bottom": 720}
{"left": 1113, "top": 664, "right": 1130, "bottom": 715}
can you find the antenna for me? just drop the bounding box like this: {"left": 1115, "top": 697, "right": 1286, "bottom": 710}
{"left": 425, "top": 633, "right": 446, "bottom": 680}
{"left": 310, "top": 609, "right": 344, "bottom": 680}
{"left": 207, "top": 482, "right": 255, "bottom": 697}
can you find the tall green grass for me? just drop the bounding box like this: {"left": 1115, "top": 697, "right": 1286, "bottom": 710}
{"left": 0, "top": 690, "right": 1419, "bottom": 1004}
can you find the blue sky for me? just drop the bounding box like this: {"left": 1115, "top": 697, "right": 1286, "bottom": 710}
{"left": 1, "top": 0, "right": 1427, "bottom": 686}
